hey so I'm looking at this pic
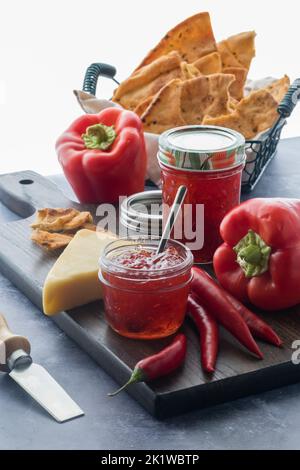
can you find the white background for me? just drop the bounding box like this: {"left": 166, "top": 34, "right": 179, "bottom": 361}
{"left": 0, "top": 0, "right": 299, "bottom": 175}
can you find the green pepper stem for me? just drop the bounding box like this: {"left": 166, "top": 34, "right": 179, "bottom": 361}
{"left": 108, "top": 367, "right": 146, "bottom": 397}
{"left": 82, "top": 123, "right": 116, "bottom": 150}
{"left": 234, "top": 229, "right": 271, "bottom": 278}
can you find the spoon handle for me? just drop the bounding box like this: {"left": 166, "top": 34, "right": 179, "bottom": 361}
{"left": 156, "top": 185, "right": 187, "bottom": 255}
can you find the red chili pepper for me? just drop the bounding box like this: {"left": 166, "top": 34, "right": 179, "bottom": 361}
{"left": 108, "top": 334, "right": 187, "bottom": 397}
{"left": 224, "top": 292, "right": 282, "bottom": 347}
{"left": 213, "top": 198, "right": 300, "bottom": 311}
{"left": 187, "top": 295, "right": 219, "bottom": 373}
{"left": 56, "top": 107, "right": 147, "bottom": 204}
{"left": 191, "top": 267, "right": 263, "bottom": 359}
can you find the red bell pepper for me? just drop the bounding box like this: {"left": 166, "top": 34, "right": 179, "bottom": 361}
{"left": 214, "top": 198, "right": 300, "bottom": 311}
{"left": 56, "top": 108, "right": 147, "bottom": 203}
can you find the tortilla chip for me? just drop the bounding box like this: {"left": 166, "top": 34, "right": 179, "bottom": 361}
{"left": 223, "top": 67, "right": 248, "bottom": 101}
{"left": 113, "top": 51, "right": 183, "bottom": 110}
{"left": 141, "top": 73, "right": 234, "bottom": 133}
{"left": 193, "top": 52, "right": 222, "bottom": 75}
{"left": 31, "top": 229, "right": 73, "bottom": 251}
{"left": 180, "top": 73, "right": 234, "bottom": 125}
{"left": 265, "top": 75, "right": 290, "bottom": 103}
{"left": 135, "top": 12, "right": 217, "bottom": 69}
{"left": 141, "top": 79, "right": 186, "bottom": 134}
{"left": 31, "top": 208, "right": 94, "bottom": 232}
{"left": 218, "top": 31, "right": 256, "bottom": 70}
{"left": 203, "top": 89, "right": 279, "bottom": 139}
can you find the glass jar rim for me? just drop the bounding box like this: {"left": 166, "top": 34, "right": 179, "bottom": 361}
{"left": 159, "top": 125, "right": 245, "bottom": 154}
{"left": 100, "top": 237, "right": 194, "bottom": 276}
{"left": 158, "top": 125, "right": 246, "bottom": 172}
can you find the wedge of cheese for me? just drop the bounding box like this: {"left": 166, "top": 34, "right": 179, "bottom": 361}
{"left": 43, "top": 229, "right": 116, "bottom": 316}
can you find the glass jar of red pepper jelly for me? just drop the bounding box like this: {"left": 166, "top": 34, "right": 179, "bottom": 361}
{"left": 99, "top": 239, "right": 193, "bottom": 339}
{"left": 158, "top": 126, "right": 246, "bottom": 264}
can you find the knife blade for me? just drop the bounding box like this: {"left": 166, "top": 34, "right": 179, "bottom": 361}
{"left": 0, "top": 314, "right": 84, "bottom": 422}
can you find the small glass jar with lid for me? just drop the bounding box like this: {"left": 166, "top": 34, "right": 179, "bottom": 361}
{"left": 99, "top": 238, "right": 193, "bottom": 339}
{"left": 158, "top": 125, "right": 246, "bottom": 263}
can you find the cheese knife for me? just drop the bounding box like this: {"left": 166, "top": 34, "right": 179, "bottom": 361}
{"left": 0, "top": 314, "right": 84, "bottom": 422}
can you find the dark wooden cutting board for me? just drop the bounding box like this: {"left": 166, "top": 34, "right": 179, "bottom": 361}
{"left": 0, "top": 162, "right": 300, "bottom": 418}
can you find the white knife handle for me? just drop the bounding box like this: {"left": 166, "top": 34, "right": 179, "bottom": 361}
{"left": 0, "top": 314, "right": 31, "bottom": 372}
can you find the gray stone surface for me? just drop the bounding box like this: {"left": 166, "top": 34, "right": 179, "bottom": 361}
{"left": 0, "top": 138, "right": 300, "bottom": 450}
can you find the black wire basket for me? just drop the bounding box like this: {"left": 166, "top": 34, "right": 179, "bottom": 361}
{"left": 82, "top": 63, "right": 300, "bottom": 192}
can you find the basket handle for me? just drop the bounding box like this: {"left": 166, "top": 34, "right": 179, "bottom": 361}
{"left": 277, "top": 78, "right": 300, "bottom": 118}
{"left": 82, "top": 63, "right": 119, "bottom": 96}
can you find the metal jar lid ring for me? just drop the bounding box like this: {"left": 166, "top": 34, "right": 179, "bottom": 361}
{"left": 158, "top": 125, "right": 246, "bottom": 172}
{"left": 120, "top": 190, "right": 163, "bottom": 236}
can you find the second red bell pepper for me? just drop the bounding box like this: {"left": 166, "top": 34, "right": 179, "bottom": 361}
{"left": 56, "top": 107, "right": 147, "bottom": 203}
{"left": 214, "top": 198, "right": 300, "bottom": 311}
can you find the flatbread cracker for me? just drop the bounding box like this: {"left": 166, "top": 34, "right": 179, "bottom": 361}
{"left": 180, "top": 61, "right": 201, "bottom": 79}
{"left": 134, "top": 96, "right": 154, "bottom": 116}
{"left": 31, "top": 229, "right": 73, "bottom": 251}
{"left": 141, "top": 73, "right": 234, "bottom": 133}
{"left": 31, "top": 208, "right": 94, "bottom": 232}
{"left": 203, "top": 89, "right": 279, "bottom": 139}
{"left": 113, "top": 51, "right": 183, "bottom": 110}
{"left": 141, "top": 79, "right": 186, "bottom": 134}
{"left": 193, "top": 52, "right": 222, "bottom": 75}
{"left": 180, "top": 73, "right": 234, "bottom": 125}
{"left": 223, "top": 67, "right": 248, "bottom": 101}
{"left": 265, "top": 75, "right": 290, "bottom": 103}
{"left": 31, "top": 208, "right": 76, "bottom": 230}
{"left": 218, "top": 31, "right": 256, "bottom": 70}
{"left": 135, "top": 12, "right": 217, "bottom": 69}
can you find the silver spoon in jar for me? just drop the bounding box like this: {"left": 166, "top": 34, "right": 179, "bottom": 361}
{"left": 155, "top": 185, "right": 187, "bottom": 256}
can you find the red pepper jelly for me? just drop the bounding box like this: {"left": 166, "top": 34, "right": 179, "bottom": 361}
{"left": 99, "top": 239, "right": 193, "bottom": 339}
{"left": 158, "top": 126, "right": 246, "bottom": 264}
